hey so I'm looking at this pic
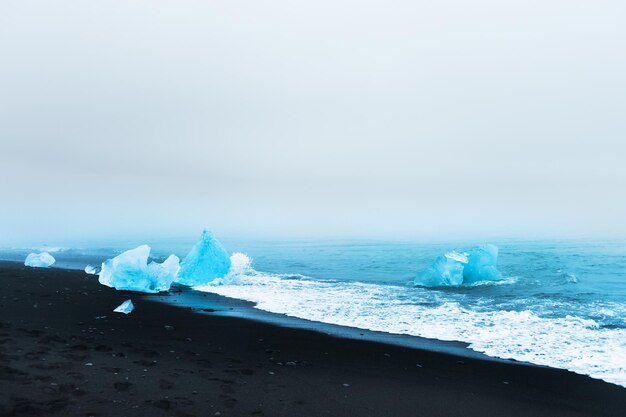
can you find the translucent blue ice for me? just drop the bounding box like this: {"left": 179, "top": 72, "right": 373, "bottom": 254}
{"left": 24, "top": 252, "right": 56, "bottom": 268}
{"left": 463, "top": 245, "right": 503, "bottom": 284}
{"left": 84, "top": 265, "right": 98, "bottom": 275}
{"left": 113, "top": 299, "right": 135, "bottom": 314}
{"left": 98, "top": 245, "right": 180, "bottom": 293}
{"left": 416, "top": 251, "right": 467, "bottom": 286}
{"left": 176, "top": 230, "right": 231, "bottom": 286}
{"left": 415, "top": 244, "right": 503, "bottom": 286}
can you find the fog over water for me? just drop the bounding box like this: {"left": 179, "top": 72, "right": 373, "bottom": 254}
{"left": 1, "top": 1, "right": 625, "bottom": 245}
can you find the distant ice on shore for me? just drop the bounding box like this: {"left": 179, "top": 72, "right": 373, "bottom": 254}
{"left": 84, "top": 265, "right": 98, "bottom": 275}
{"left": 98, "top": 245, "right": 180, "bottom": 293}
{"left": 415, "top": 245, "right": 503, "bottom": 286}
{"left": 24, "top": 252, "right": 56, "bottom": 268}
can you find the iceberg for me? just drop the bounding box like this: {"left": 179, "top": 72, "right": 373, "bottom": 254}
{"left": 24, "top": 252, "right": 56, "bottom": 268}
{"left": 177, "top": 230, "right": 231, "bottom": 286}
{"left": 415, "top": 244, "right": 503, "bottom": 286}
{"left": 416, "top": 251, "right": 467, "bottom": 286}
{"left": 85, "top": 265, "right": 98, "bottom": 275}
{"left": 462, "top": 245, "right": 503, "bottom": 284}
{"left": 98, "top": 245, "right": 180, "bottom": 293}
{"left": 113, "top": 299, "right": 134, "bottom": 314}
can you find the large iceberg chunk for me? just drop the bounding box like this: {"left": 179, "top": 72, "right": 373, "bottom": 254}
{"left": 98, "top": 245, "right": 180, "bottom": 293}
{"left": 24, "top": 252, "right": 56, "bottom": 268}
{"left": 177, "top": 230, "right": 231, "bottom": 286}
{"left": 415, "top": 244, "right": 503, "bottom": 286}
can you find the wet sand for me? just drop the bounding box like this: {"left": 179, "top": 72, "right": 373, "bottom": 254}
{"left": 1, "top": 261, "right": 624, "bottom": 416}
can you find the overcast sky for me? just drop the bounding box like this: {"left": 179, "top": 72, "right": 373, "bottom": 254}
{"left": 1, "top": 1, "right": 625, "bottom": 245}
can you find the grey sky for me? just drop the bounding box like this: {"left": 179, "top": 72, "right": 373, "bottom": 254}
{"left": 1, "top": 1, "right": 625, "bottom": 245}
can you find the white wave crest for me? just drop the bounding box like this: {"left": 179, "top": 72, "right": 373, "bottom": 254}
{"left": 468, "top": 276, "right": 519, "bottom": 287}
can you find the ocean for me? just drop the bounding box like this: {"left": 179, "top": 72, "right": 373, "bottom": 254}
{"left": 2, "top": 238, "right": 625, "bottom": 387}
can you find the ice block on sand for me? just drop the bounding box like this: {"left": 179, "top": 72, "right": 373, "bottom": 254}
{"left": 24, "top": 252, "right": 55, "bottom": 268}
{"left": 98, "top": 245, "right": 179, "bottom": 293}
{"left": 176, "top": 230, "right": 231, "bottom": 286}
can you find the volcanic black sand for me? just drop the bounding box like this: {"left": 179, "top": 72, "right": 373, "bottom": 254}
{"left": 0, "top": 262, "right": 624, "bottom": 416}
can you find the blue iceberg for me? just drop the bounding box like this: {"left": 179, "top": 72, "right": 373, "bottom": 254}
{"left": 177, "top": 230, "right": 231, "bottom": 286}
{"left": 114, "top": 299, "right": 135, "bottom": 314}
{"left": 415, "top": 244, "right": 503, "bottom": 286}
{"left": 98, "top": 245, "right": 180, "bottom": 293}
{"left": 24, "top": 252, "right": 56, "bottom": 268}
{"left": 462, "top": 245, "right": 503, "bottom": 284}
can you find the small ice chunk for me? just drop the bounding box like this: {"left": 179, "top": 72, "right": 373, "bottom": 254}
{"left": 98, "top": 245, "right": 180, "bottom": 293}
{"left": 85, "top": 265, "right": 98, "bottom": 275}
{"left": 114, "top": 299, "right": 134, "bottom": 314}
{"left": 24, "top": 252, "right": 56, "bottom": 268}
{"left": 415, "top": 244, "right": 503, "bottom": 286}
{"left": 176, "top": 230, "right": 231, "bottom": 286}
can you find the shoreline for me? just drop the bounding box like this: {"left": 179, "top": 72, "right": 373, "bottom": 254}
{"left": 1, "top": 261, "right": 625, "bottom": 416}
{"left": 152, "top": 284, "right": 515, "bottom": 363}
{"left": 0, "top": 259, "right": 514, "bottom": 362}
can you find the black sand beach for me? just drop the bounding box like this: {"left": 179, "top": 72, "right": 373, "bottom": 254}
{"left": 1, "top": 261, "right": 624, "bottom": 417}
